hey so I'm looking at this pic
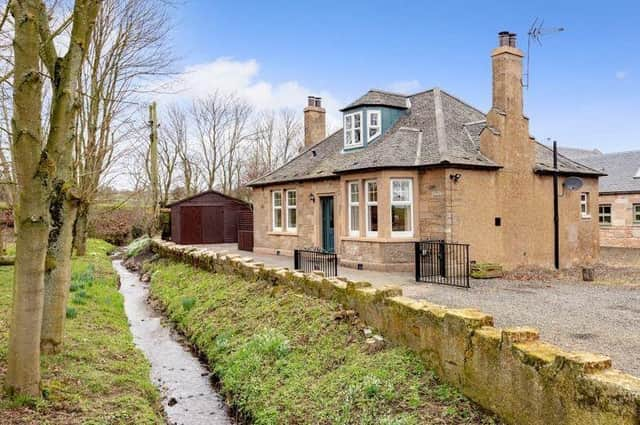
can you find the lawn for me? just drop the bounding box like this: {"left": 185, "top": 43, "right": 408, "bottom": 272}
{"left": 0, "top": 239, "right": 162, "bottom": 424}
{"left": 148, "top": 258, "right": 499, "bottom": 425}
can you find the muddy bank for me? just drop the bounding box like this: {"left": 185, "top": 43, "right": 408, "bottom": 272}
{"left": 115, "top": 260, "right": 233, "bottom": 425}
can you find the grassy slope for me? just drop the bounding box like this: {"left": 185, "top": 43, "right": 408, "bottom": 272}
{"left": 0, "top": 239, "right": 162, "bottom": 425}
{"left": 149, "top": 259, "right": 499, "bottom": 425}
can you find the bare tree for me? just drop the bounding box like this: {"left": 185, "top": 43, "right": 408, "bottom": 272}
{"left": 221, "top": 98, "right": 252, "bottom": 193}
{"left": 72, "top": 0, "right": 173, "bottom": 255}
{"left": 8, "top": 0, "right": 100, "bottom": 396}
{"left": 165, "top": 103, "right": 199, "bottom": 197}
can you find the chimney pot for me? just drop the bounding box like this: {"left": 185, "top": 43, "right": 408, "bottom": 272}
{"left": 304, "top": 95, "right": 326, "bottom": 148}
{"left": 498, "top": 31, "right": 510, "bottom": 47}
{"left": 508, "top": 32, "right": 517, "bottom": 48}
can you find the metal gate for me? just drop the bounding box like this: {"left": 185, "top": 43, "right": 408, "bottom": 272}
{"left": 294, "top": 249, "right": 338, "bottom": 277}
{"left": 415, "top": 240, "right": 470, "bottom": 288}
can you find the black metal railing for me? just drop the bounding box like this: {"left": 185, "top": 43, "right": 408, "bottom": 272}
{"left": 294, "top": 248, "right": 338, "bottom": 277}
{"left": 415, "top": 240, "right": 470, "bottom": 288}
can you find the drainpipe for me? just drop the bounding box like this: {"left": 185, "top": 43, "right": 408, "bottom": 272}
{"left": 553, "top": 141, "right": 560, "bottom": 269}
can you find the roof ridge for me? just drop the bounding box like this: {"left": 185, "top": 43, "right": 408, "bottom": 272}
{"left": 436, "top": 88, "right": 487, "bottom": 117}
{"left": 368, "top": 88, "right": 409, "bottom": 97}
{"left": 432, "top": 88, "right": 448, "bottom": 158}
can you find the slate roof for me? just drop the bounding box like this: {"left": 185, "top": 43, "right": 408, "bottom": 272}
{"left": 248, "top": 88, "right": 603, "bottom": 187}
{"left": 340, "top": 89, "right": 409, "bottom": 111}
{"left": 534, "top": 144, "right": 606, "bottom": 176}
{"left": 557, "top": 147, "right": 603, "bottom": 160}
{"left": 574, "top": 151, "right": 640, "bottom": 193}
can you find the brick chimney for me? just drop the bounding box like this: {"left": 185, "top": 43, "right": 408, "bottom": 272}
{"left": 480, "top": 31, "right": 533, "bottom": 167}
{"left": 304, "top": 96, "right": 326, "bottom": 148}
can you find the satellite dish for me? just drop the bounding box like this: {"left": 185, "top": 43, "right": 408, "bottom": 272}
{"left": 564, "top": 176, "right": 584, "bottom": 191}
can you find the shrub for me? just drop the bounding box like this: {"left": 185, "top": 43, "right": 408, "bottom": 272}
{"left": 181, "top": 296, "right": 196, "bottom": 311}
{"left": 88, "top": 207, "right": 149, "bottom": 246}
{"left": 126, "top": 236, "right": 152, "bottom": 259}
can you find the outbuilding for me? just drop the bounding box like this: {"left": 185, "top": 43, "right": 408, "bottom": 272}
{"left": 167, "top": 190, "right": 253, "bottom": 246}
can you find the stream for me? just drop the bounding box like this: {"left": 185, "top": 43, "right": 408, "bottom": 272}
{"left": 114, "top": 260, "right": 234, "bottom": 425}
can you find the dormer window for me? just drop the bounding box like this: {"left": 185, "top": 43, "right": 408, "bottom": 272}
{"left": 367, "top": 110, "right": 381, "bottom": 141}
{"left": 344, "top": 111, "right": 362, "bottom": 148}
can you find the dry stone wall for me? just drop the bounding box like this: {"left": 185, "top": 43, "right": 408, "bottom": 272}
{"left": 151, "top": 239, "right": 640, "bottom": 425}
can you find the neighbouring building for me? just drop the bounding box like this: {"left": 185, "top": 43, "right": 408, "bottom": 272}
{"left": 561, "top": 149, "right": 640, "bottom": 249}
{"left": 248, "top": 31, "right": 604, "bottom": 271}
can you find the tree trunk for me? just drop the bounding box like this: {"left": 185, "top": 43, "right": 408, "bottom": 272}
{"left": 73, "top": 201, "right": 89, "bottom": 256}
{"left": 41, "top": 182, "right": 79, "bottom": 354}
{"left": 6, "top": 0, "right": 48, "bottom": 397}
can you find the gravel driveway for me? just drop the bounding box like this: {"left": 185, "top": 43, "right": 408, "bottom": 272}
{"left": 192, "top": 244, "right": 640, "bottom": 377}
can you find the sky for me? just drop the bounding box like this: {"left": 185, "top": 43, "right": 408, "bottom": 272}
{"left": 162, "top": 0, "right": 640, "bottom": 152}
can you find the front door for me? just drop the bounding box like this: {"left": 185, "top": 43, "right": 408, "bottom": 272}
{"left": 320, "top": 196, "right": 335, "bottom": 252}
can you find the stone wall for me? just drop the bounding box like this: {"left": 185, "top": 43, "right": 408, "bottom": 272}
{"left": 152, "top": 239, "right": 640, "bottom": 425}
{"left": 599, "top": 193, "right": 640, "bottom": 249}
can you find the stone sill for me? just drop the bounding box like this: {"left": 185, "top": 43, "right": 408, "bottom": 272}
{"left": 267, "top": 231, "right": 298, "bottom": 237}
{"left": 340, "top": 236, "right": 418, "bottom": 243}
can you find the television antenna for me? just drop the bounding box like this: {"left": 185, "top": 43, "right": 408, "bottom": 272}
{"left": 524, "top": 18, "right": 565, "bottom": 89}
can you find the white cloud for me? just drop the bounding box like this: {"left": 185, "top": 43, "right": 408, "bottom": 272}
{"left": 386, "top": 79, "right": 422, "bottom": 94}
{"left": 615, "top": 70, "right": 629, "bottom": 80}
{"left": 151, "top": 57, "right": 343, "bottom": 129}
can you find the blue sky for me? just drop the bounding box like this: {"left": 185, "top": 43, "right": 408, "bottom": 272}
{"left": 167, "top": 0, "right": 639, "bottom": 152}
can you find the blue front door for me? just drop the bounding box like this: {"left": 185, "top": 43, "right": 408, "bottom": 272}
{"left": 320, "top": 197, "right": 335, "bottom": 252}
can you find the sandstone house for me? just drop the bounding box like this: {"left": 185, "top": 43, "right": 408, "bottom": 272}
{"left": 561, "top": 149, "right": 640, "bottom": 249}
{"left": 248, "top": 32, "right": 604, "bottom": 271}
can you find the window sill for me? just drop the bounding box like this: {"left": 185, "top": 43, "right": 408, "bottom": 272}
{"left": 268, "top": 231, "right": 298, "bottom": 237}
{"left": 341, "top": 236, "right": 418, "bottom": 243}
{"left": 581, "top": 215, "right": 592, "bottom": 220}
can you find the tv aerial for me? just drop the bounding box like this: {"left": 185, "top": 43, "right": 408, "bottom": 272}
{"left": 524, "top": 18, "right": 565, "bottom": 89}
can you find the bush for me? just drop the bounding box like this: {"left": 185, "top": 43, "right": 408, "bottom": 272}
{"left": 66, "top": 307, "right": 77, "bottom": 319}
{"left": 126, "top": 236, "right": 152, "bottom": 259}
{"left": 88, "top": 207, "right": 148, "bottom": 246}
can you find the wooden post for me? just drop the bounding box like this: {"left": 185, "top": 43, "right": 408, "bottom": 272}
{"left": 149, "top": 102, "right": 159, "bottom": 234}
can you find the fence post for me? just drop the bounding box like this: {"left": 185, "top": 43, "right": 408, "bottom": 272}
{"left": 294, "top": 250, "right": 299, "bottom": 270}
{"left": 439, "top": 240, "right": 446, "bottom": 278}
{"left": 414, "top": 242, "right": 420, "bottom": 282}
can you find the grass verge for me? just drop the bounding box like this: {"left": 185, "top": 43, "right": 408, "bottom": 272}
{"left": 0, "top": 239, "right": 162, "bottom": 424}
{"left": 148, "top": 258, "right": 499, "bottom": 425}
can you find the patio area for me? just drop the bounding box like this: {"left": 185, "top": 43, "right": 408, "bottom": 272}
{"left": 186, "top": 243, "right": 640, "bottom": 377}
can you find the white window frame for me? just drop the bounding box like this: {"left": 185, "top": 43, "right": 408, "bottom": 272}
{"left": 390, "top": 178, "right": 413, "bottom": 238}
{"left": 285, "top": 190, "right": 297, "bottom": 232}
{"left": 580, "top": 192, "right": 590, "bottom": 218}
{"left": 348, "top": 181, "right": 360, "bottom": 236}
{"left": 367, "top": 110, "right": 381, "bottom": 142}
{"left": 598, "top": 204, "right": 612, "bottom": 225}
{"left": 272, "top": 190, "right": 283, "bottom": 231}
{"left": 365, "top": 180, "right": 378, "bottom": 237}
{"left": 344, "top": 111, "right": 363, "bottom": 148}
{"left": 634, "top": 204, "right": 640, "bottom": 224}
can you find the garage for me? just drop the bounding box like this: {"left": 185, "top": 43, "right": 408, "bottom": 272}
{"left": 167, "top": 190, "right": 252, "bottom": 246}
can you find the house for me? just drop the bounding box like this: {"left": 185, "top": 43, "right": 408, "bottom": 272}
{"left": 561, "top": 150, "right": 640, "bottom": 249}
{"left": 248, "top": 31, "right": 604, "bottom": 271}
{"left": 167, "top": 190, "right": 253, "bottom": 246}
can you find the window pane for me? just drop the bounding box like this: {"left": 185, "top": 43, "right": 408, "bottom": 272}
{"left": 392, "top": 180, "right": 410, "bottom": 202}
{"left": 368, "top": 205, "right": 378, "bottom": 232}
{"left": 354, "top": 129, "right": 361, "bottom": 143}
{"left": 392, "top": 205, "right": 411, "bottom": 232}
{"left": 287, "top": 191, "right": 296, "bottom": 206}
{"left": 288, "top": 208, "right": 296, "bottom": 228}
{"left": 369, "top": 127, "right": 377, "bottom": 137}
{"left": 350, "top": 183, "right": 359, "bottom": 202}
{"left": 370, "top": 112, "right": 378, "bottom": 126}
{"left": 354, "top": 113, "right": 361, "bottom": 128}
{"left": 274, "top": 209, "right": 282, "bottom": 228}
{"left": 273, "top": 192, "right": 281, "bottom": 206}
{"left": 367, "top": 182, "right": 377, "bottom": 202}
{"left": 350, "top": 206, "right": 359, "bottom": 231}
{"left": 345, "top": 131, "right": 352, "bottom": 145}
{"left": 634, "top": 204, "right": 640, "bottom": 222}
{"left": 345, "top": 115, "right": 352, "bottom": 129}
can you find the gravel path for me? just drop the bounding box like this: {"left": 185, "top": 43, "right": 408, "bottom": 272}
{"left": 193, "top": 244, "right": 640, "bottom": 377}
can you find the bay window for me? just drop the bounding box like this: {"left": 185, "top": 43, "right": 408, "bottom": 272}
{"left": 366, "top": 180, "right": 378, "bottom": 236}
{"left": 367, "top": 110, "right": 381, "bottom": 141}
{"left": 391, "top": 179, "right": 413, "bottom": 237}
{"left": 286, "top": 190, "right": 297, "bottom": 231}
{"left": 348, "top": 181, "right": 360, "bottom": 236}
{"left": 344, "top": 111, "right": 363, "bottom": 148}
{"left": 272, "top": 191, "right": 282, "bottom": 231}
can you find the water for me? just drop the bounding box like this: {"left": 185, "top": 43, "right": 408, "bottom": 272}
{"left": 114, "top": 260, "right": 233, "bottom": 425}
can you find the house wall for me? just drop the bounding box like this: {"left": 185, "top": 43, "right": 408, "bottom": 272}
{"left": 446, "top": 167, "right": 600, "bottom": 268}
{"left": 598, "top": 193, "right": 640, "bottom": 248}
